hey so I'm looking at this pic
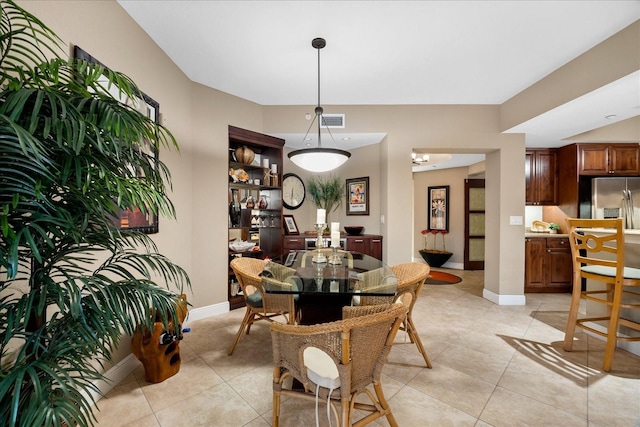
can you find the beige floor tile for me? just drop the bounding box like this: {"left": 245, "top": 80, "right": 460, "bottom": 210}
{"left": 498, "top": 350, "right": 589, "bottom": 418}
{"left": 139, "top": 356, "right": 225, "bottom": 413}
{"left": 436, "top": 342, "right": 510, "bottom": 384}
{"left": 377, "top": 385, "right": 477, "bottom": 427}
{"left": 480, "top": 386, "right": 587, "bottom": 426}
{"left": 154, "top": 382, "right": 260, "bottom": 427}
{"left": 586, "top": 370, "right": 640, "bottom": 426}
{"left": 407, "top": 362, "right": 496, "bottom": 417}
{"left": 93, "top": 379, "right": 154, "bottom": 426}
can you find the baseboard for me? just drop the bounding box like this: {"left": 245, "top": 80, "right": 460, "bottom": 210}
{"left": 582, "top": 321, "right": 640, "bottom": 357}
{"left": 483, "top": 288, "right": 526, "bottom": 306}
{"left": 86, "top": 300, "right": 230, "bottom": 405}
{"left": 82, "top": 353, "right": 141, "bottom": 404}
{"left": 183, "top": 301, "right": 230, "bottom": 328}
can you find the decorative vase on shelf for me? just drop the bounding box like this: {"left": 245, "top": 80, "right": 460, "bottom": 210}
{"left": 419, "top": 250, "right": 453, "bottom": 268}
{"left": 234, "top": 146, "right": 255, "bottom": 165}
{"left": 229, "top": 189, "right": 241, "bottom": 227}
{"left": 258, "top": 194, "right": 269, "bottom": 209}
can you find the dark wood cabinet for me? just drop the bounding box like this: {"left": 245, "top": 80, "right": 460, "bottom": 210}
{"left": 578, "top": 143, "right": 640, "bottom": 176}
{"left": 346, "top": 235, "right": 383, "bottom": 260}
{"left": 525, "top": 149, "right": 558, "bottom": 205}
{"left": 282, "top": 236, "right": 305, "bottom": 251}
{"left": 525, "top": 237, "right": 572, "bottom": 293}
{"left": 228, "top": 126, "right": 285, "bottom": 309}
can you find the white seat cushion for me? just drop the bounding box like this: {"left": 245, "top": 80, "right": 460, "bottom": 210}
{"left": 581, "top": 265, "right": 640, "bottom": 280}
{"left": 303, "top": 347, "right": 340, "bottom": 389}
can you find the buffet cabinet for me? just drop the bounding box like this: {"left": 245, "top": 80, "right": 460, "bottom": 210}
{"left": 282, "top": 234, "right": 383, "bottom": 260}
{"left": 524, "top": 236, "right": 572, "bottom": 293}
{"left": 228, "top": 125, "right": 284, "bottom": 309}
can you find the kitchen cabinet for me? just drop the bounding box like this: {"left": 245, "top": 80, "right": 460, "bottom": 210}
{"left": 228, "top": 125, "right": 284, "bottom": 309}
{"left": 578, "top": 143, "right": 640, "bottom": 176}
{"left": 524, "top": 236, "right": 572, "bottom": 293}
{"left": 525, "top": 149, "right": 558, "bottom": 205}
{"left": 282, "top": 236, "right": 305, "bottom": 251}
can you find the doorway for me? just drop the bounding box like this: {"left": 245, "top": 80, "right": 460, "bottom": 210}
{"left": 464, "top": 179, "right": 485, "bottom": 270}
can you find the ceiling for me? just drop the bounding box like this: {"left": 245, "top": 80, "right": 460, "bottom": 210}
{"left": 118, "top": 1, "right": 640, "bottom": 170}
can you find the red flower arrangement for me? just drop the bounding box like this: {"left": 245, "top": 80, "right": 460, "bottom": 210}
{"left": 420, "top": 229, "right": 449, "bottom": 252}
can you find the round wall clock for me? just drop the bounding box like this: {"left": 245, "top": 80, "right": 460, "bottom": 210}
{"left": 282, "top": 173, "right": 306, "bottom": 210}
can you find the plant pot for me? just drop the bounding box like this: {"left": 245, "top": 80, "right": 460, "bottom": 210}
{"left": 419, "top": 250, "right": 453, "bottom": 267}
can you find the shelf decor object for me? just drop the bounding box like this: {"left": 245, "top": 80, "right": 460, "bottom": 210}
{"left": 287, "top": 37, "right": 350, "bottom": 172}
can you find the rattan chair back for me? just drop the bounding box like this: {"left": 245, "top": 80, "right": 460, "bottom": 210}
{"left": 271, "top": 303, "right": 406, "bottom": 427}
{"left": 227, "top": 257, "right": 296, "bottom": 355}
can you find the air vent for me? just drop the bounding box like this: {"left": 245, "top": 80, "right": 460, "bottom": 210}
{"left": 321, "top": 114, "right": 345, "bottom": 128}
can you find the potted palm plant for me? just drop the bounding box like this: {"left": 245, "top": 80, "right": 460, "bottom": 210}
{"left": 0, "top": 1, "right": 190, "bottom": 425}
{"left": 307, "top": 175, "right": 345, "bottom": 230}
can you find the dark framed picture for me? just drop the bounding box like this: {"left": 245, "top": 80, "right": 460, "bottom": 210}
{"left": 74, "top": 46, "right": 160, "bottom": 234}
{"left": 346, "top": 177, "right": 369, "bottom": 216}
{"left": 283, "top": 215, "right": 299, "bottom": 235}
{"left": 428, "top": 185, "right": 449, "bottom": 232}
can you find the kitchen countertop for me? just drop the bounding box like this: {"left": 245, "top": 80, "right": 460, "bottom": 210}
{"left": 525, "top": 232, "right": 569, "bottom": 238}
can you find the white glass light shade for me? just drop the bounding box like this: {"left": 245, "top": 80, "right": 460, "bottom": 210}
{"left": 288, "top": 148, "right": 351, "bottom": 173}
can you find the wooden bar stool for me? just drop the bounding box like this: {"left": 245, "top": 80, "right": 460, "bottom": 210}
{"left": 564, "top": 218, "right": 640, "bottom": 371}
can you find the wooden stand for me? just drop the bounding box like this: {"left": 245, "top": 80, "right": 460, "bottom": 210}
{"left": 131, "top": 294, "right": 188, "bottom": 383}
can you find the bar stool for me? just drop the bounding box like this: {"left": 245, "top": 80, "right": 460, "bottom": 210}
{"left": 564, "top": 218, "right": 640, "bottom": 371}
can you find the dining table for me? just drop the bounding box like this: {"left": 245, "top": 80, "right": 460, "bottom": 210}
{"left": 261, "top": 249, "right": 398, "bottom": 324}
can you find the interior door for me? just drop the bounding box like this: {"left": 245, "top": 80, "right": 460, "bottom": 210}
{"left": 464, "top": 179, "right": 485, "bottom": 270}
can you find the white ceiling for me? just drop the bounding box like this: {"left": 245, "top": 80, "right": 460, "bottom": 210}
{"left": 118, "top": 1, "right": 640, "bottom": 170}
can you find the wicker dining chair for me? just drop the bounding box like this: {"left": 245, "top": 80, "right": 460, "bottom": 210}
{"left": 389, "top": 262, "right": 432, "bottom": 368}
{"left": 271, "top": 303, "right": 406, "bottom": 427}
{"left": 228, "top": 257, "right": 296, "bottom": 355}
{"left": 358, "top": 262, "right": 432, "bottom": 367}
{"left": 564, "top": 218, "right": 640, "bottom": 372}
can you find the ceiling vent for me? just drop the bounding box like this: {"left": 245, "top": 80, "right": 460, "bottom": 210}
{"left": 321, "top": 114, "right": 345, "bottom": 128}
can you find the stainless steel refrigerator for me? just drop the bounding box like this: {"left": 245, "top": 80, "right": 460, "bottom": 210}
{"left": 592, "top": 177, "right": 640, "bottom": 229}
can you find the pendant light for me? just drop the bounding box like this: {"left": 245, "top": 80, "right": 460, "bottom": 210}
{"left": 288, "top": 38, "right": 351, "bottom": 173}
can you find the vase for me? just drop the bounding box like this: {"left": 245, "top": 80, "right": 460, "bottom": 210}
{"left": 234, "top": 146, "right": 255, "bottom": 165}
{"left": 419, "top": 250, "right": 453, "bottom": 268}
{"left": 258, "top": 194, "right": 269, "bottom": 209}
{"left": 229, "top": 189, "right": 241, "bottom": 227}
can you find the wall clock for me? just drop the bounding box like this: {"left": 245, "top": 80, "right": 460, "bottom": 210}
{"left": 282, "top": 173, "right": 306, "bottom": 210}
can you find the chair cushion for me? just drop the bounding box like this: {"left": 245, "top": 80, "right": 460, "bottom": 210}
{"left": 581, "top": 265, "right": 640, "bottom": 280}
{"left": 246, "top": 291, "right": 263, "bottom": 308}
{"left": 303, "top": 347, "right": 340, "bottom": 390}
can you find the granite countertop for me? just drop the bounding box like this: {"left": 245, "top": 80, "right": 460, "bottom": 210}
{"left": 525, "top": 230, "right": 569, "bottom": 238}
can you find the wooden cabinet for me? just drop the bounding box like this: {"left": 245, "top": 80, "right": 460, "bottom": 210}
{"left": 578, "top": 143, "right": 640, "bottom": 176}
{"left": 525, "top": 237, "right": 572, "bottom": 293}
{"left": 525, "top": 149, "right": 558, "bottom": 205}
{"left": 346, "top": 235, "right": 383, "bottom": 260}
{"left": 228, "top": 126, "right": 284, "bottom": 309}
{"left": 282, "top": 234, "right": 384, "bottom": 260}
{"left": 282, "top": 236, "right": 305, "bottom": 251}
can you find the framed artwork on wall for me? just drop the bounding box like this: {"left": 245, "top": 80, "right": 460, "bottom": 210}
{"left": 428, "top": 185, "right": 449, "bottom": 232}
{"left": 74, "top": 46, "right": 160, "bottom": 234}
{"left": 346, "top": 177, "right": 369, "bottom": 216}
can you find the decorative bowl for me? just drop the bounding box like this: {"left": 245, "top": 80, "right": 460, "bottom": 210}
{"left": 344, "top": 226, "right": 364, "bottom": 236}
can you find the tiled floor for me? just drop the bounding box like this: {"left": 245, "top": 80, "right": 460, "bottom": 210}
{"left": 93, "top": 269, "right": 640, "bottom": 426}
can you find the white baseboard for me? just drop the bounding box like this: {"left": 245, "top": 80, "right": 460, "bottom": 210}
{"left": 87, "top": 301, "right": 230, "bottom": 405}
{"left": 582, "top": 321, "right": 640, "bottom": 357}
{"left": 483, "top": 288, "right": 526, "bottom": 305}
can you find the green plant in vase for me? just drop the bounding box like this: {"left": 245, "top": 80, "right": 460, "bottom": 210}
{"left": 0, "top": 2, "right": 190, "bottom": 425}
{"left": 307, "top": 175, "right": 345, "bottom": 230}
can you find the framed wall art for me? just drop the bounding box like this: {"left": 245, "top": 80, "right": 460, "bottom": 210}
{"left": 74, "top": 46, "right": 160, "bottom": 234}
{"left": 283, "top": 215, "right": 299, "bottom": 235}
{"left": 428, "top": 185, "right": 449, "bottom": 232}
{"left": 346, "top": 177, "right": 369, "bottom": 216}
